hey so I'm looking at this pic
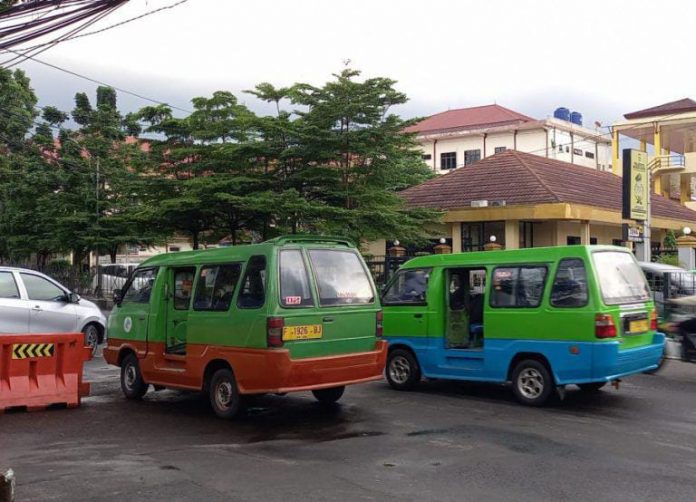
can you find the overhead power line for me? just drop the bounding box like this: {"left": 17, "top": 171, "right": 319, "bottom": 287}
{"left": 0, "top": 1, "right": 129, "bottom": 51}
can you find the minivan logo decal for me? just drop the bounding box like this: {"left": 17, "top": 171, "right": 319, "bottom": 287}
{"left": 124, "top": 317, "right": 133, "bottom": 333}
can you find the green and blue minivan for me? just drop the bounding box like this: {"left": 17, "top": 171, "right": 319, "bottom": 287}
{"left": 381, "top": 245, "right": 664, "bottom": 406}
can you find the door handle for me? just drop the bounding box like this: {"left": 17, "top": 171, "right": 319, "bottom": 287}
{"left": 138, "top": 316, "right": 146, "bottom": 321}
{"left": 31, "top": 305, "right": 42, "bottom": 311}
{"left": 414, "top": 313, "right": 423, "bottom": 319}
{"left": 323, "top": 317, "right": 334, "bottom": 323}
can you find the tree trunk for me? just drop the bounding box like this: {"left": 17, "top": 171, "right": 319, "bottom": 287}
{"left": 192, "top": 231, "right": 200, "bottom": 250}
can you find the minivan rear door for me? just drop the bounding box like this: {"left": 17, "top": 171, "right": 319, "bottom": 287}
{"left": 278, "top": 248, "right": 377, "bottom": 359}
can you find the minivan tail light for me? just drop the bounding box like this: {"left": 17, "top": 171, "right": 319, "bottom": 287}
{"left": 595, "top": 313, "right": 617, "bottom": 339}
{"left": 376, "top": 310, "right": 383, "bottom": 337}
{"left": 650, "top": 310, "right": 657, "bottom": 331}
{"left": 267, "top": 317, "right": 285, "bottom": 347}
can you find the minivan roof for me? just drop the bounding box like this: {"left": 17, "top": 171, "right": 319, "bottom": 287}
{"left": 399, "top": 245, "right": 630, "bottom": 269}
{"left": 137, "top": 235, "right": 355, "bottom": 268}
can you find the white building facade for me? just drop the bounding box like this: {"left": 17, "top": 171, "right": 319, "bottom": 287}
{"left": 406, "top": 104, "right": 612, "bottom": 174}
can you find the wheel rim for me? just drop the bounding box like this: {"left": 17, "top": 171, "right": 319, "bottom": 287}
{"left": 215, "top": 380, "right": 233, "bottom": 410}
{"left": 389, "top": 355, "right": 411, "bottom": 385}
{"left": 517, "top": 367, "right": 544, "bottom": 399}
{"left": 124, "top": 364, "right": 137, "bottom": 390}
{"left": 85, "top": 326, "right": 98, "bottom": 348}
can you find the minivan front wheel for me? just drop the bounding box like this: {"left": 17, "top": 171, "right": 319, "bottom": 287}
{"left": 386, "top": 349, "right": 421, "bottom": 391}
{"left": 120, "top": 353, "right": 148, "bottom": 400}
{"left": 209, "top": 368, "right": 242, "bottom": 419}
{"left": 511, "top": 359, "right": 553, "bottom": 406}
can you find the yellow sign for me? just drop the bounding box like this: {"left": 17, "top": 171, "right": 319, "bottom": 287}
{"left": 622, "top": 149, "right": 649, "bottom": 221}
{"left": 12, "top": 343, "right": 55, "bottom": 359}
{"left": 282, "top": 324, "right": 323, "bottom": 341}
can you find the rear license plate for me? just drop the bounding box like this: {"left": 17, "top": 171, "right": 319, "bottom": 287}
{"left": 629, "top": 319, "right": 649, "bottom": 333}
{"left": 282, "top": 324, "right": 323, "bottom": 341}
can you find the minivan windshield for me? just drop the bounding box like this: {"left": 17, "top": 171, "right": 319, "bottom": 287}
{"left": 308, "top": 249, "right": 374, "bottom": 305}
{"left": 592, "top": 251, "right": 651, "bottom": 305}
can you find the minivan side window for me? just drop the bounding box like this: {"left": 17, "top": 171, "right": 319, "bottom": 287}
{"left": 237, "top": 256, "right": 267, "bottom": 309}
{"left": 193, "top": 264, "right": 242, "bottom": 311}
{"left": 0, "top": 272, "right": 20, "bottom": 299}
{"left": 382, "top": 268, "right": 430, "bottom": 305}
{"left": 279, "top": 250, "right": 314, "bottom": 307}
{"left": 20, "top": 273, "right": 66, "bottom": 302}
{"left": 122, "top": 268, "right": 158, "bottom": 304}
{"left": 172, "top": 268, "right": 196, "bottom": 310}
{"left": 491, "top": 266, "right": 547, "bottom": 308}
{"left": 550, "top": 259, "right": 588, "bottom": 308}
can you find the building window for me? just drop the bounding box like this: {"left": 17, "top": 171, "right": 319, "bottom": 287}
{"left": 461, "top": 222, "right": 505, "bottom": 251}
{"left": 612, "top": 239, "right": 624, "bottom": 246}
{"left": 585, "top": 151, "right": 595, "bottom": 159}
{"left": 422, "top": 154, "right": 432, "bottom": 161}
{"left": 519, "top": 221, "right": 534, "bottom": 248}
{"left": 494, "top": 146, "right": 507, "bottom": 154}
{"left": 573, "top": 148, "right": 583, "bottom": 156}
{"left": 440, "top": 152, "right": 457, "bottom": 170}
{"left": 567, "top": 236, "right": 597, "bottom": 245}
{"left": 169, "top": 246, "right": 181, "bottom": 252}
{"left": 464, "top": 149, "right": 481, "bottom": 165}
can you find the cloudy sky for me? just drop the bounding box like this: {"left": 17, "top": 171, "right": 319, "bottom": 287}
{"left": 8, "top": 0, "right": 696, "bottom": 128}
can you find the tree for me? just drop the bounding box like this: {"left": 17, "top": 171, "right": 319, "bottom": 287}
{"left": 0, "top": 68, "right": 37, "bottom": 150}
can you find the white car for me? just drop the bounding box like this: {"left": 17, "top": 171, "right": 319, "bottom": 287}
{"left": 0, "top": 267, "right": 107, "bottom": 354}
{"left": 91, "top": 263, "right": 141, "bottom": 296}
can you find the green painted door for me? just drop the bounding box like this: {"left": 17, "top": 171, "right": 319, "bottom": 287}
{"left": 165, "top": 267, "right": 195, "bottom": 354}
{"left": 108, "top": 267, "right": 159, "bottom": 355}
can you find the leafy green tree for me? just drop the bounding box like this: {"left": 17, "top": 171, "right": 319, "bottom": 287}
{"left": 0, "top": 68, "right": 37, "bottom": 150}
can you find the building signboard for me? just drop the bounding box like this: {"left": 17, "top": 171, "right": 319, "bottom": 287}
{"left": 622, "top": 223, "right": 644, "bottom": 242}
{"left": 622, "top": 149, "right": 649, "bottom": 220}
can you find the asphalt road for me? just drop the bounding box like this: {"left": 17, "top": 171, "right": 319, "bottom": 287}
{"left": 2, "top": 356, "right": 696, "bottom": 502}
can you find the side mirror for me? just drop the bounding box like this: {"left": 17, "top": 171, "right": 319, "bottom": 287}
{"left": 113, "top": 288, "right": 122, "bottom": 305}
{"left": 69, "top": 292, "right": 81, "bottom": 304}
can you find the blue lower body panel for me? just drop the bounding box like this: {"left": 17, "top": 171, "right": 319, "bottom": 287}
{"left": 384, "top": 334, "right": 665, "bottom": 385}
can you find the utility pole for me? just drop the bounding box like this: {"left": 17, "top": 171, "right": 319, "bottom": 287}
{"left": 95, "top": 157, "right": 102, "bottom": 297}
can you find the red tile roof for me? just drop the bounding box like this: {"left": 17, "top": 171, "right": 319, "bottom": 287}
{"left": 624, "top": 98, "right": 696, "bottom": 120}
{"left": 405, "top": 104, "right": 535, "bottom": 135}
{"left": 401, "top": 150, "right": 696, "bottom": 222}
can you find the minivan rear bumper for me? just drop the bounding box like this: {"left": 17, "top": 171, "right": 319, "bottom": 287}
{"left": 583, "top": 333, "right": 665, "bottom": 383}
{"left": 234, "top": 340, "right": 388, "bottom": 394}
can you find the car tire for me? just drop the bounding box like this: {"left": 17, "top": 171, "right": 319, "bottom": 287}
{"left": 511, "top": 359, "right": 554, "bottom": 406}
{"left": 82, "top": 324, "right": 100, "bottom": 356}
{"left": 577, "top": 382, "right": 607, "bottom": 392}
{"left": 209, "top": 368, "right": 242, "bottom": 419}
{"left": 312, "top": 386, "right": 345, "bottom": 404}
{"left": 386, "top": 348, "right": 421, "bottom": 391}
{"left": 120, "top": 354, "right": 148, "bottom": 400}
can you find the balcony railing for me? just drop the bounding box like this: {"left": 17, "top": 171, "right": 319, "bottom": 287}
{"left": 648, "top": 154, "right": 685, "bottom": 174}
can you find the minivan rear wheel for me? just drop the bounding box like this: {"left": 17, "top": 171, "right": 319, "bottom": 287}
{"left": 386, "top": 349, "right": 421, "bottom": 391}
{"left": 312, "top": 386, "right": 345, "bottom": 404}
{"left": 511, "top": 359, "right": 553, "bottom": 406}
{"left": 209, "top": 368, "right": 242, "bottom": 419}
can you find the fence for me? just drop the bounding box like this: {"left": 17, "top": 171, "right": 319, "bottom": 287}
{"left": 364, "top": 255, "right": 415, "bottom": 288}
{"left": 645, "top": 270, "right": 696, "bottom": 320}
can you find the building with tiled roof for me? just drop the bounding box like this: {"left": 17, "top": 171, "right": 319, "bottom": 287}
{"left": 408, "top": 104, "right": 612, "bottom": 175}
{"left": 396, "top": 150, "right": 696, "bottom": 253}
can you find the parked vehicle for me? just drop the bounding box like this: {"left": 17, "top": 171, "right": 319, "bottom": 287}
{"left": 381, "top": 246, "right": 664, "bottom": 406}
{"left": 103, "top": 236, "right": 387, "bottom": 419}
{"left": 91, "top": 263, "right": 141, "bottom": 296}
{"left": 0, "top": 266, "right": 107, "bottom": 354}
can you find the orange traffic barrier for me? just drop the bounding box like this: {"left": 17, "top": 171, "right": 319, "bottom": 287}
{"left": 0, "top": 333, "right": 92, "bottom": 413}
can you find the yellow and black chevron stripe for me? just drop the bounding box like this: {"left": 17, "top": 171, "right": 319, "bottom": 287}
{"left": 12, "top": 343, "right": 55, "bottom": 359}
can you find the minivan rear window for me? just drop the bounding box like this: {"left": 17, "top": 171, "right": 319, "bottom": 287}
{"left": 592, "top": 251, "right": 650, "bottom": 305}
{"left": 279, "top": 250, "right": 314, "bottom": 307}
{"left": 308, "top": 249, "right": 374, "bottom": 306}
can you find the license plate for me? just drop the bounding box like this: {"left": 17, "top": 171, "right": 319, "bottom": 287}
{"left": 629, "top": 319, "right": 649, "bottom": 333}
{"left": 282, "top": 324, "right": 323, "bottom": 341}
